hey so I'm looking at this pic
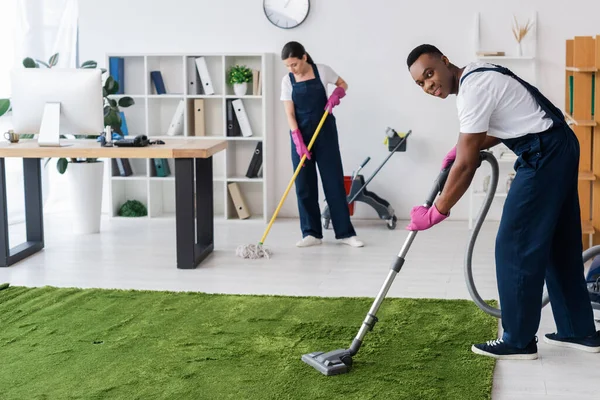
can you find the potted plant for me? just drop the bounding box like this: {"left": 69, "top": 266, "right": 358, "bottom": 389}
{"left": 227, "top": 64, "right": 253, "bottom": 96}
{"left": 1, "top": 53, "right": 135, "bottom": 234}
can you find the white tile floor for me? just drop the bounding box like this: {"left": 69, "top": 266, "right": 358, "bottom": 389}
{"left": 1, "top": 213, "right": 598, "bottom": 399}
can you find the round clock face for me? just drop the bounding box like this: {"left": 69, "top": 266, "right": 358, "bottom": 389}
{"left": 263, "top": 0, "right": 310, "bottom": 29}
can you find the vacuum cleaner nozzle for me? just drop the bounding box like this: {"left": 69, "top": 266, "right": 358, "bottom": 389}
{"left": 301, "top": 349, "right": 353, "bottom": 376}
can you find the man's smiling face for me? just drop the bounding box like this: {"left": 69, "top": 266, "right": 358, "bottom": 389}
{"left": 409, "top": 53, "right": 454, "bottom": 99}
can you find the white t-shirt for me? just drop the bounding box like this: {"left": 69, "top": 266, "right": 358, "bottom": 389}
{"left": 457, "top": 62, "right": 553, "bottom": 139}
{"left": 280, "top": 63, "right": 339, "bottom": 101}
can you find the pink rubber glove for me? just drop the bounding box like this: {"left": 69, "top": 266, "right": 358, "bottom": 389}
{"left": 325, "top": 86, "right": 346, "bottom": 113}
{"left": 405, "top": 204, "right": 449, "bottom": 231}
{"left": 441, "top": 146, "right": 456, "bottom": 169}
{"left": 291, "top": 129, "right": 311, "bottom": 161}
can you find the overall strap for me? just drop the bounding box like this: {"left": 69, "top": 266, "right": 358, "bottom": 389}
{"left": 460, "top": 65, "right": 565, "bottom": 126}
{"left": 289, "top": 71, "right": 296, "bottom": 84}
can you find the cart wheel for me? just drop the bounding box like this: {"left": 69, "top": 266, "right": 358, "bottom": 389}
{"left": 322, "top": 217, "right": 331, "bottom": 230}
{"left": 387, "top": 216, "right": 397, "bottom": 230}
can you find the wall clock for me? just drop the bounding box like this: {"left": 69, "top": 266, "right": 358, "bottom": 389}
{"left": 263, "top": 0, "right": 310, "bottom": 29}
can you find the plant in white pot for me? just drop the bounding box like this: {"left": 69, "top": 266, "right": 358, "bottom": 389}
{"left": 5, "top": 53, "right": 136, "bottom": 234}
{"left": 227, "top": 64, "right": 253, "bottom": 96}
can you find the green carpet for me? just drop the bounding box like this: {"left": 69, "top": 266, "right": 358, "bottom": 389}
{"left": 0, "top": 285, "right": 497, "bottom": 400}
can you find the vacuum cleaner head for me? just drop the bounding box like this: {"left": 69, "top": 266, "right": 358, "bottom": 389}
{"left": 301, "top": 349, "right": 353, "bottom": 376}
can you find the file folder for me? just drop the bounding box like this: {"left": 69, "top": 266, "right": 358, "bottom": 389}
{"left": 166, "top": 99, "right": 185, "bottom": 136}
{"left": 187, "top": 57, "right": 201, "bottom": 95}
{"left": 228, "top": 182, "right": 250, "bottom": 219}
{"left": 232, "top": 99, "right": 253, "bottom": 137}
{"left": 194, "top": 57, "right": 215, "bottom": 95}
{"left": 226, "top": 99, "right": 241, "bottom": 137}
{"left": 193, "top": 99, "right": 206, "bottom": 136}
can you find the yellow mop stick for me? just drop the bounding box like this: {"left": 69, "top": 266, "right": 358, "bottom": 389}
{"left": 258, "top": 109, "right": 329, "bottom": 245}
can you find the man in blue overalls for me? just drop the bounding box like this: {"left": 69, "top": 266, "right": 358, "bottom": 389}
{"left": 405, "top": 44, "right": 599, "bottom": 360}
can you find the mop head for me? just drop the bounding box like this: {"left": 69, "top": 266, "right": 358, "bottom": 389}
{"left": 236, "top": 243, "right": 272, "bottom": 259}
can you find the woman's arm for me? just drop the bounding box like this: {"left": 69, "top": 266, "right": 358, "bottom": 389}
{"left": 283, "top": 100, "right": 298, "bottom": 131}
{"left": 334, "top": 76, "right": 348, "bottom": 91}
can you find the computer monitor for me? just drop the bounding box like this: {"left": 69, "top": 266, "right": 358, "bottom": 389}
{"left": 10, "top": 68, "right": 104, "bottom": 146}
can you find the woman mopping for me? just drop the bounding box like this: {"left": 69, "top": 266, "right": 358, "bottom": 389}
{"left": 280, "top": 41, "right": 364, "bottom": 248}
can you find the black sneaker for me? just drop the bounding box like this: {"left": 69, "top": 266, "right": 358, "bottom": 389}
{"left": 544, "top": 330, "right": 600, "bottom": 353}
{"left": 471, "top": 337, "right": 538, "bottom": 360}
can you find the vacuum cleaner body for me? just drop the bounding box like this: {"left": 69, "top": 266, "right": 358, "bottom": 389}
{"left": 587, "top": 258, "right": 600, "bottom": 307}
{"left": 321, "top": 128, "right": 408, "bottom": 231}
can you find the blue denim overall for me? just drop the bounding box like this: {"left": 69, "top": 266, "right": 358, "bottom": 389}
{"left": 289, "top": 64, "right": 356, "bottom": 240}
{"left": 460, "top": 65, "right": 596, "bottom": 348}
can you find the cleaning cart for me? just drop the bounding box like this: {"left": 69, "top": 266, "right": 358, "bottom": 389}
{"left": 321, "top": 128, "right": 411, "bottom": 230}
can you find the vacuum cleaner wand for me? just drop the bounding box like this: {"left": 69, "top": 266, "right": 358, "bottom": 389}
{"left": 301, "top": 163, "right": 453, "bottom": 376}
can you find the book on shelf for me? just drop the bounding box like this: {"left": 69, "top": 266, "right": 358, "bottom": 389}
{"left": 187, "top": 57, "right": 202, "bottom": 95}
{"left": 109, "top": 57, "right": 124, "bottom": 94}
{"left": 112, "top": 158, "right": 132, "bottom": 177}
{"left": 150, "top": 71, "right": 167, "bottom": 94}
{"left": 252, "top": 69, "right": 262, "bottom": 95}
{"left": 119, "top": 112, "right": 129, "bottom": 136}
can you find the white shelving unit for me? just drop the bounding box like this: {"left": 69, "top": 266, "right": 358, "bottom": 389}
{"left": 474, "top": 11, "right": 538, "bottom": 85}
{"left": 104, "top": 52, "right": 273, "bottom": 222}
{"left": 468, "top": 11, "right": 538, "bottom": 228}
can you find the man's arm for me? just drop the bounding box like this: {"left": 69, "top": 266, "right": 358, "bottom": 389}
{"left": 435, "top": 132, "right": 488, "bottom": 215}
{"left": 481, "top": 135, "right": 501, "bottom": 150}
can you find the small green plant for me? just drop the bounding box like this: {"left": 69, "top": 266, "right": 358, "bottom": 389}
{"left": 227, "top": 64, "right": 253, "bottom": 85}
{"left": 0, "top": 53, "right": 136, "bottom": 174}
{"left": 118, "top": 200, "right": 148, "bottom": 217}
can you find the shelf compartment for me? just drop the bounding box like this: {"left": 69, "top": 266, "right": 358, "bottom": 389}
{"left": 185, "top": 55, "right": 224, "bottom": 96}
{"left": 115, "top": 97, "right": 146, "bottom": 137}
{"left": 185, "top": 97, "right": 223, "bottom": 137}
{"left": 224, "top": 55, "right": 263, "bottom": 97}
{"left": 147, "top": 97, "right": 185, "bottom": 137}
{"left": 107, "top": 55, "right": 146, "bottom": 96}
{"left": 225, "top": 140, "right": 263, "bottom": 180}
{"left": 146, "top": 55, "right": 184, "bottom": 95}
{"left": 226, "top": 181, "right": 263, "bottom": 220}
{"left": 110, "top": 179, "right": 149, "bottom": 218}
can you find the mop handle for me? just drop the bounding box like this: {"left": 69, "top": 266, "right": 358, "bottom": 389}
{"left": 258, "top": 110, "right": 330, "bottom": 245}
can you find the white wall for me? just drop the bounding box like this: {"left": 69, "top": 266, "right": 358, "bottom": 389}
{"left": 79, "top": 0, "right": 600, "bottom": 221}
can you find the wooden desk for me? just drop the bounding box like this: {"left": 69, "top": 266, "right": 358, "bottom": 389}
{"left": 0, "top": 138, "right": 227, "bottom": 269}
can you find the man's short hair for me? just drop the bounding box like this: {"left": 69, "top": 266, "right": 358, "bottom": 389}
{"left": 406, "top": 44, "right": 443, "bottom": 68}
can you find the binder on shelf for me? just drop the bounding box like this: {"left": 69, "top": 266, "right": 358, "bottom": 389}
{"left": 232, "top": 99, "right": 253, "bottom": 137}
{"left": 193, "top": 99, "right": 206, "bottom": 136}
{"left": 119, "top": 112, "right": 129, "bottom": 136}
{"left": 150, "top": 71, "right": 167, "bottom": 94}
{"left": 115, "top": 158, "right": 132, "bottom": 177}
{"left": 228, "top": 182, "right": 250, "bottom": 219}
{"left": 187, "top": 57, "right": 201, "bottom": 95}
{"left": 109, "top": 57, "right": 125, "bottom": 94}
{"left": 252, "top": 69, "right": 259, "bottom": 95}
{"left": 153, "top": 159, "right": 171, "bottom": 177}
{"left": 245, "top": 141, "right": 263, "bottom": 178}
{"left": 194, "top": 57, "right": 215, "bottom": 95}
{"left": 166, "top": 99, "right": 185, "bottom": 136}
{"left": 226, "top": 99, "right": 241, "bottom": 137}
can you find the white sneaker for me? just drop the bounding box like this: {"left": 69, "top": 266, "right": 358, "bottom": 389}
{"left": 296, "top": 235, "right": 322, "bottom": 247}
{"left": 339, "top": 236, "right": 364, "bottom": 247}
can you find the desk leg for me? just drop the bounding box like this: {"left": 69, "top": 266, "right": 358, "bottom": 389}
{"left": 175, "top": 157, "right": 214, "bottom": 269}
{"left": 0, "top": 158, "right": 44, "bottom": 268}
